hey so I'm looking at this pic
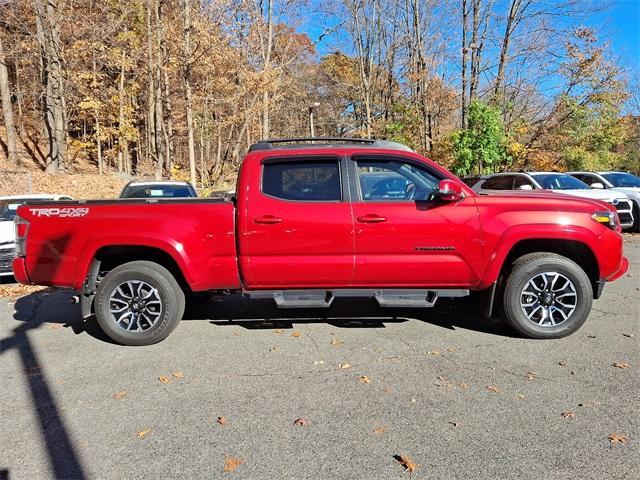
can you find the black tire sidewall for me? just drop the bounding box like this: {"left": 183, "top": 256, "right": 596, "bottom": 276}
{"left": 95, "top": 262, "right": 184, "bottom": 346}
{"left": 503, "top": 256, "right": 592, "bottom": 339}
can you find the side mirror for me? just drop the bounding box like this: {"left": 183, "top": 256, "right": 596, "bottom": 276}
{"left": 437, "top": 179, "right": 464, "bottom": 202}
{"left": 590, "top": 182, "right": 604, "bottom": 189}
{"left": 518, "top": 184, "right": 533, "bottom": 190}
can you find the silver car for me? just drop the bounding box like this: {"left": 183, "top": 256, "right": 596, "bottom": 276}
{"left": 471, "top": 172, "right": 635, "bottom": 230}
{"left": 568, "top": 171, "right": 640, "bottom": 232}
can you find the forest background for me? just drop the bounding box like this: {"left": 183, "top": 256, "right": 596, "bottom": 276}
{"left": 0, "top": 0, "right": 638, "bottom": 197}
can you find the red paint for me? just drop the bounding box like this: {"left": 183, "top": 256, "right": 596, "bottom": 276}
{"left": 15, "top": 146, "right": 627, "bottom": 292}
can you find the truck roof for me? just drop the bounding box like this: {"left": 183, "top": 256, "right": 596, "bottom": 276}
{"left": 248, "top": 137, "right": 414, "bottom": 153}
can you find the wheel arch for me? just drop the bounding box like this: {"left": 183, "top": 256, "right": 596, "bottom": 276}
{"left": 498, "top": 238, "right": 600, "bottom": 297}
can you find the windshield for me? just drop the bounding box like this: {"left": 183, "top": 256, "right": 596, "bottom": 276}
{"left": 601, "top": 173, "right": 640, "bottom": 188}
{"left": 530, "top": 174, "right": 590, "bottom": 190}
{"left": 121, "top": 184, "right": 195, "bottom": 198}
{"left": 0, "top": 201, "right": 25, "bottom": 221}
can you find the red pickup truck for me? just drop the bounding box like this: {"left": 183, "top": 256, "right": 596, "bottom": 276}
{"left": 13, "top": 138, "right": 628, "bottom": 345}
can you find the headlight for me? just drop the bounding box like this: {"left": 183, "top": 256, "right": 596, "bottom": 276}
{"left": 591, "top": 211, "right": 619, "bottom": 230}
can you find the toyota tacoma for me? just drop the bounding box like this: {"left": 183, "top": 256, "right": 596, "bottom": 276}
{"left": 12, "top": 138, "right": 628, "bottom": 345}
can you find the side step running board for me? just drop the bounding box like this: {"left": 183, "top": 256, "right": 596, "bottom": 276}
{"left": 245, "top": 288, "right": 469, "bottom": 309}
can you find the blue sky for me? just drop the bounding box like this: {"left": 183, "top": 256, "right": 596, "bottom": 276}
{"left": 604, "top": 0, "right": 640, "bottom": 72}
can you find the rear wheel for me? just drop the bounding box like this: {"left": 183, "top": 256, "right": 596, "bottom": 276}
{"left": 94, "top": 261, "right": 185, "bottom": 346}
{"left": 502, "top": 253, "right": 593, "bottom": 339}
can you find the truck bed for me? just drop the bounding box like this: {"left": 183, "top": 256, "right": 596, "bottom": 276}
{"left": 17, "top": 198, "right": 240, "bottom": 291}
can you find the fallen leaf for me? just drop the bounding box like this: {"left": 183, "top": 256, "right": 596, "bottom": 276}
{"left": 382, "top": 386, "right": 391, "bottom": 394}
{"left": 137, "top": 428, "right": 152, "bottom": 439}
{"left": 373, "top": 427, "right": 386, "bottom": 434}
{"left": 526, "top": 371, "right": 538, "bottom": 380}
{"left": 158, "top": 376, "right": 171, "bottom": 384}
{"left": 411, "top": 398, "right": 417, "bottom": 403}
{"left": 232, "top": 332, "right": 240, "bottom": 337}
{"left": 622, "top": 333, "right": 634, "bottom": 338}
{"left": 587, "top": 335, "right": 597, "bottom": 339}
{"left": 561, "top": 411, "right": 575, "bottom": 418}
{"left": 578, "top": 400, "right": 600, "bottom": 408}
{"left": 48, "top": 324, "right": 62, "bottom": 329}
{"left": 172, "top": 371, "right": 184, "bottom": 379}
{"left": 395, "top": 454, "right": 418, "bottom": 472}
{"left": 293, "top": 418, "right": 307, "bottom": 426}
{"left": 446, "top": 347, "right": 456, "bottom": 352}
{"left": 486, "top": 385, "right": 500, "bottom": 394}
{"left": 516, "top": 394, "right": 525, "bottom": 400}
{"left": 291, "top": 331, "right": 301, "bottom": 338}
{"left": 449, "top": 421, "right": 460, "bottom": 427}
{"left": 558, "top": 361, "right": 567, "bottom": 366}
{"left": 608, "top": 433, "right": 628, "bottom": 445}
{"left": 330, "top": 338, "right": 343, "bottom": 346}
{"left": 338, "top": 363, "right": 351, "bottom": 369}
{"left": 458, "top": 383, "right": 469, "bottom": 389}
{"left": 217, "top": 416, "right": 229, "bottom": 426}
{"left": 223, "top": 456, "right": 244, "bottom": 472}
{"left": 112, "top": 391, "right": 127, "bottom": 400}
{"left": 273, "top": 329, "right": 284, "bottom": 334}
{"left": 269, "top": 346, "right": 279, "bottom": 352}
{"left": 312, "top": 360, "right": 325, "bottom": 365}
{"left": 427, "top": 350, "right": 441, "bottom": 355}
{"left": 613, "top": 363, "right": 629, "bottom": 369}
{"left": 359, "top": 376, "right": 371, "bottom": 384}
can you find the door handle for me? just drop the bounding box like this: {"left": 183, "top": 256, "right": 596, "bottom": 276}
{"left": 253, "top": 215, "right": 283, "bottom": 224}
{"left": 357, "top": 214, "right": 387, "bottom": 223}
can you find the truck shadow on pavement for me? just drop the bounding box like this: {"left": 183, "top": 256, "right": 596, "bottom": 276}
{"left": 2, "top": 291, "right": 87, "bottom": 479}
{"left": 185, "top": 295, "right": 516, "bottom": 337}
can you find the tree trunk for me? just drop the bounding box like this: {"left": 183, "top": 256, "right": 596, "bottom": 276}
{"left": 0, "top": 35, "right": 19, "bottom": 165}
{"left": 35, "top": 0, "right": 67, "bottom": 173}
{"left": 261, "top": 0, "right": 273, "bottom": 139}
{"left": 182, "top": 0, "right": 197, "bottom": 186}
{"left": 494, "top": 0, "right": 523, "bottom": 99}
{"left": 92, "top": 57, "right": 103, "bottom": 174}
{"left": 461, "top": 0, "right": 468, "bottom": 129}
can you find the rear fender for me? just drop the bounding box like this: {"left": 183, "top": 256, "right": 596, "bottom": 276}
{"left": 72, "top": 236, "right": 193, "bottom": 290}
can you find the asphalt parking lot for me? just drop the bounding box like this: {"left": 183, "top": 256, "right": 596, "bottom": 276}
{"left": 1, "top": 238, "right": 638, "bottom": 480}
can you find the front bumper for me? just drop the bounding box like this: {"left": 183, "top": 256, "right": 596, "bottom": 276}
{"left": 0, "top": 247, "right": 15, "bottom": 276}
{"left": 607, "top": 256, "right": 629, "bottom": 282}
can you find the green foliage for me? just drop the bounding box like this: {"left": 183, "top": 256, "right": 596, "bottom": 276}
{"left": 450, "top": 100, "right": 509, "bottom": 176}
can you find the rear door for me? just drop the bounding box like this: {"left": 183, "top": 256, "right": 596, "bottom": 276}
{"left": 350, "top": 155, "right": 483, "bottom": 287}
{"left": 239, "top": 156, "right": 355, "bottom": 288}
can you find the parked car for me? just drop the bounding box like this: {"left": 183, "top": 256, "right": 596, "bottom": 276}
{"left": 13, "top": 138, "right": 627, "bottom": 345}
{"left": 120, "top": 181, "right": 197, "bottom": 198}
{"left": 0, "top": 194, "right": 72, "bottom": 277}
{"left": 567, "top": 171, "right": 640, "bottom": 232}
{"left": 461, "top": 176, "right": 482, "bottom": 187}
{"left": 472, "top": 172, "right": 635, "bottom": 230}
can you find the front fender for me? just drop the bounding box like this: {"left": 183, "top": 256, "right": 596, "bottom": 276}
{"left": 478, "top": 224, "right": 602, "bottom": 289}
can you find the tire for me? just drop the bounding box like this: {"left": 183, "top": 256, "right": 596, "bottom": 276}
{"left": 502, "top": 253, "right": 593, "bottom": 339}
{"left": 94, "top": 261, "right": 185, "bottom": 346}
{"left": 631, "top": 202, "right": 640, "bottom": 233}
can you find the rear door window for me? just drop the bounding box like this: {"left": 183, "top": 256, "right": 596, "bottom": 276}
{"left": 262, "top": 160, "right": 342, "bottom": 201}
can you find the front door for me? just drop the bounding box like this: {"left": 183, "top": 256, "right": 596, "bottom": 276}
{"left": 350, "top": 155, "right": 483, "bottom": 287}
{"left": 239, "top": 156, "right": 355, "bottom": 288}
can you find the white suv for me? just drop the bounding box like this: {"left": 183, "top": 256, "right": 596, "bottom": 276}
{"left": 471, "top": 172, "right": 635, "bottom": 230}
{"left": 567, "top": 171, "right": 640, "bottom": 232}
{"left": 0, "top": 194, "right": 72, "bottom": 277}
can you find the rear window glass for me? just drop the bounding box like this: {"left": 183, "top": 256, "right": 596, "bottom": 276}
{"left": 482, "top": 176, "right": 514, "bottom": 190}
{"left": 121, "top": 185, "right": 195, "bottom": 198}
{"left": 262, "top": 161, "right": 341, "bottom": 201}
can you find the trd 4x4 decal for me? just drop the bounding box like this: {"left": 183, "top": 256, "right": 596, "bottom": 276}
{"left": 28, "top": 207, "right": 89, "bottom": 218}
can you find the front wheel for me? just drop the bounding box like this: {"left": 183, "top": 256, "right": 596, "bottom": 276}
{"left": 94, "top": 261, "right": 185, "bottom": 346}
{"left": 502, "top": 253, "right": 593, "bottom": 339}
